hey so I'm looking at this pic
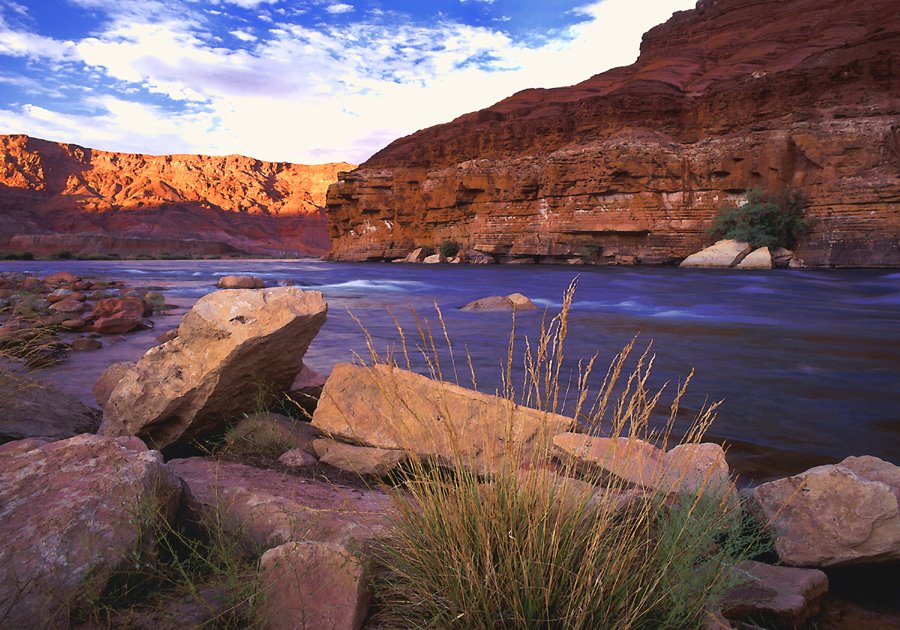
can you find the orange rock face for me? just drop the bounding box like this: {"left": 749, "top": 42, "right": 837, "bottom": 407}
{"left": 326, "top": 0, "right": 900, "bottom": 267}
{"left": 0, "top": 134, "right": 354, "bottom": 257}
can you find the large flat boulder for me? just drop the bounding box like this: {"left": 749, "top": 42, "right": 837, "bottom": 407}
{"left": 98, "top": 288, "right": 327, "bottom": 449}
{"left": 749, "top": 456, "right": 900, "bottom": 567}
{"left": 312, "top": 363, "right": 573, "bottom": 473}
{"left": 735, "top": 246, "right": 773, "bottom": 269}
{"left": 0, "top": 368, "right": 99, "bottom": 441}
{"left": 259, "top": 541, "right": 370, "bottom": 630}
{"left": 0, "top": 435, "right": 181, "bottom": 629}
{"left": 460, "top": 292, "right": 537, "bottom": 311}
{"left": 168, "top": 457, "right": 392, "bottom": 554}
{"left": 680, "top": 240, "right": 752, "bottom": 268}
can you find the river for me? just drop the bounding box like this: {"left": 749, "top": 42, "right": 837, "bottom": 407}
{"left": 3, "top": 258, "right": 898, "bottom": 484}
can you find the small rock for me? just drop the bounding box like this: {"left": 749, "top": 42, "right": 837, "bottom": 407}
{"left": 313, "top": 438, "right": 405, "bottom": 476}
{"left": 46, "top": 288, "right": 73, "bottom": 303}
{"left": 44, "top": 271, "right": 78, "bottom": 285}
{"left": 722, "top": 560, "right": 828, "bottom": 627}
{"left": 259, "top": 541, "right": 370, "bottom": 630}
{"left": 216, "top": 275, "right": 265, "bottom": 289}
{"left": 461, "top": 293, "right": 538, "bottom": 311}
{"left": 71, "top": 337, "right": 102, "bottom": 351}
{"left": 278, "top": 447, "right": 318, "bottom": 469}
{"left": 49, "top": 298, "right": 86, "bottom": 314}
{"left": 60, "top": 318, "right": 87, "bottom": 331}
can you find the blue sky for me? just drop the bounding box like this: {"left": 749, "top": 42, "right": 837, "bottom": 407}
{"left": 0, "top": 0, "right": 696, "bottom": 163}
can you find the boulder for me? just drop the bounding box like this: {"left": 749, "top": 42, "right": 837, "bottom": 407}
{"left": 259, "top": 541, "right": 370, "bottom": 630}
{"left": 216, "top": 275, "right": 265, "bottom": 289}
{"left": 278, "top": 447, "right": 318, "bottom": 469}
{"left": 679, "top": 240, "right": 752, "bottom": 268}
{"left": 225, "top": 412, "right": 321, "bottom": 457}
{"left": 771, "top": 247, "right": 795, "bottom": 268}
{"left": 98, "top": 288, "right": 327, "bottom": 449}
{"left": 749, "top": 456, "right": 900, "bottom": 566}
{"left": 313, "top": 438, "right": 405, "bottom": 476}
{"left": 168, "top": 457, "right": 392, "bottom": 553}
{"left": 49, "top": 298, "right": 85, "bottom": 315}
{"left": 93, "top": 361, "right": 136, "bottom": 407}
{"left": 735, "top": 246, "right": 773, "bottom": 269}
{"left": 312, "top": 363, "right": 573, "bottom": 473}
{"left": 721, "top": 561, "right": 828, "bottom": 627}
{"left": 0, "top": 435, "right": 181, "bottom": 629}
{"left": 46, "top": 288, "right": 73, "bottom": 303}
{"left": 0, "top": 368, "right": 100, "bottom": 440}
{"left": 402, "top": 247, "right": 428, "bottom": 263}
{"left": 422, "top": 253, "right": 445, "bottom": 264}
{"left": 89, "top": 296, "right": 149, "bottom": 334}
{"left": 461, "top": 292, "right": 538, "bottom": 311}
{"left": 552, "top": 434, "right": 735, "bottom": 497}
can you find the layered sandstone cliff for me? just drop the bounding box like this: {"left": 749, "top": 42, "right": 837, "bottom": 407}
{"left": 0, "top": 134, "right": 354, "bottom": 257}
{"left": 326, "top": 0, "right": 900, "bottom": 267}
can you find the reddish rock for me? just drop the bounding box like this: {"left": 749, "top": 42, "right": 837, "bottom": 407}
{"left": 0, "top": 435, "right": 181, "bottom": 629}
{"left": 722, "top": 561, "right": 828, "bottom": 627}
{"left": 71, "top": 337, "right": 102, "bottom": 351}
{"left": 48, "top": 298, "right": 86, "bottom": 314}
{"left": 0, "top": 368, "right": 99, "bottom": 440}
{"left": 44, "top": 271, "right": 78, "bottom": 285}
{"left": 0, "top": 134, "right": 355, "bottom": 258}
{"left": 89, "top": 296, "right": 148, "bottom": 320}
{"left": 325, "top": 0, "right": 900, "bottom": 268}
{"left": 259, "top": 541, "right": 371, "bottom": 630}
{"left": 168, "top": 457, "right": 392, "bottom": 553}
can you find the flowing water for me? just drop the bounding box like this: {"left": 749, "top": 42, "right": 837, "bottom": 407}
{"left": 3, "top": 259, "right": 898, "bottom": 483}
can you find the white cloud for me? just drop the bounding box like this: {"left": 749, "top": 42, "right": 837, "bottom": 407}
{"left": 0, "top": 0, "right": 697, "bottom": 164}
{"left": 325, "top": 3, "right": 354, "bottom": 15}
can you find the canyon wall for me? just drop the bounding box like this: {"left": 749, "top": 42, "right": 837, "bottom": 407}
{"left": 0, "top": 134, "right": 354, "bottom": 257}
{"left": 326, "top": 0, "right": 900, "bottom": 266}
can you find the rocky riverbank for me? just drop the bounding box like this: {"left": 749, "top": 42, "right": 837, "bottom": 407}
{"left": 1, "top": 285, "right": 897, "bottom": 628}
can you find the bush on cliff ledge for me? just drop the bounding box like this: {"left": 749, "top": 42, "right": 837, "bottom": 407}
{"left": 710, "top": 188, "right": 810, "bottom": 249}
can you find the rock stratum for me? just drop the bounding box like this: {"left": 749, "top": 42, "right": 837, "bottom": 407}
{"left": 326, "top": 0, "right": 900, "bottom": 267}
{"left": 0, "top": 134, "right": 354, "bottom": 257}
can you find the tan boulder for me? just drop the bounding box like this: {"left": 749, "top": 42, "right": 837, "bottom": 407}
{"left": 168, "top": 457, "right": 392, "bottom": 553}
{"left": 313, "top": 438, "right": 405, "bottom": 476}
{"left": 48, "top": 298, "right": 84, "bottom": 314}
{"left": 93, "top": 360, "right": 136, "bottom": 407}
{"left": 259, "top": 541, "right": 370, "bottom": 630}
{"left": 402, "top": 247, "right": 428, "bottom": 263}
{"left": 721, "top": 560, "right": 828, "bottom": 627}
{"left": 749, "top": 456, "right": 900, "bottom": 566}
{"left": 461, "top": 292, "right": 538, "bottom": 311}
{"left": 680, "top": 240, "right": 752, "bottom": 268}
{"left": 735, "top": 246, "right": 773, "bottom": 269}
{"left": 98, "top": 288, "right": 327, "bottom": 449}
{"left": 312, "top": 363, "right": 573, "bottom": 473}
{"left": 44, "top": 271, "right": 78, "bottom": 285}
{"left": 422, "top": 252, "right": 445, "bottom": 264}
{"left": 0, "top": 435, "right": 181, "bottom": 629}
{"left": 216, "top": 275, "right": 265, "bottom": 289}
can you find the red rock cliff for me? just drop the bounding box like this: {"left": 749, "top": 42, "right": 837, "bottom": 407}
{"left": 326, "top": 0, "right": 900, "bottom": 267}
{"left": 0, "top": 134, "right": 354, "bottom": 257}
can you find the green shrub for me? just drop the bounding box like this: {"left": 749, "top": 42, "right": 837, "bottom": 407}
{"left": 439, "top": 239, "right": 461, "bottom": 259}
{"left": 53, "top": 251, "right": 74, "bottom": 260}
{"left": 3, "top": 252, "right": 35, "bottom": 260}
{"left": 710, "top": 188, "right": 810, "bottom": 249}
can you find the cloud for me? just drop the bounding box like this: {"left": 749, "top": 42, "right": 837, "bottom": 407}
{"left": 0, "top": 0, "right": 697, "bottom": 164}
{"left": 325, "top": 3, "right": 354, "bottom": 15}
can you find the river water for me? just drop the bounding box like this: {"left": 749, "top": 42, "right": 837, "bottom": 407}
{"left": 3, "top": 259, "right": 898, "bottom": 483}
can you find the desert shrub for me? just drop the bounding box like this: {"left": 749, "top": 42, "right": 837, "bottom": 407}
{"left": 3, "top": 252, "right": 35, "bottom": 260}
{"left": 52, "top": 250, "right": 74, "bottom": 260}
{"left": 419, "top": 246, "right": 435, "bottom": 257}
{"left": 439, "top": 239, "right": 461, "bottom": 258}
{"left": 355, "top": 282, "right": 766, "bottom": 629}
{"left": 710, "top": 188, "right": 810, "bottom": 249}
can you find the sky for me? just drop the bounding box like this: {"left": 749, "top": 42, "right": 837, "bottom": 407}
{"left": 0, "top": 0, "right": 697, "bottom": 164}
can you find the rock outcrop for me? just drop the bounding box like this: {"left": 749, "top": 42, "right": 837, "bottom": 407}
{"left": 99, "top": 287, "right": 327, "bottom": 449}
{"left": 721, "top": 561, "right": 828, "bottom": 628}
{"left": 0, "top": 134, "right": 354, "bottom": 257}
{"left": 0, "top": 368, "right": 99, "bottom": 440}
{"left": 326, "top": 0, "right": 900, "bottom": 267}
{"left": 311, "top": 363, "right": 573, "bottom": 473}
{"left": 460, "top": 293, "right": 538, "bottom": 311}
{"left": 0, "top": 435, "right": 181, "bottom": 629}
{"left": 749, "top": 455, "right": 900, "bottom": 567}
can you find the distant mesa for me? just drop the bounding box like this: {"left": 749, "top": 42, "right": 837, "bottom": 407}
{"left": 0, "top": 134, "right": 355, "bottom": 258}
{"left": 324, "top": 0, "right": 900, "bottom": 268}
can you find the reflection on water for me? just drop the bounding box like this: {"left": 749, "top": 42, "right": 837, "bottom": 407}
{"left": 3, "top": 258, "right": 898, "bottom": 483}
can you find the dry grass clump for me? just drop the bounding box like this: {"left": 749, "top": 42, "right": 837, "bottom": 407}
{"left": 352, "top": 280, "right": 764, "bottom": 629}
